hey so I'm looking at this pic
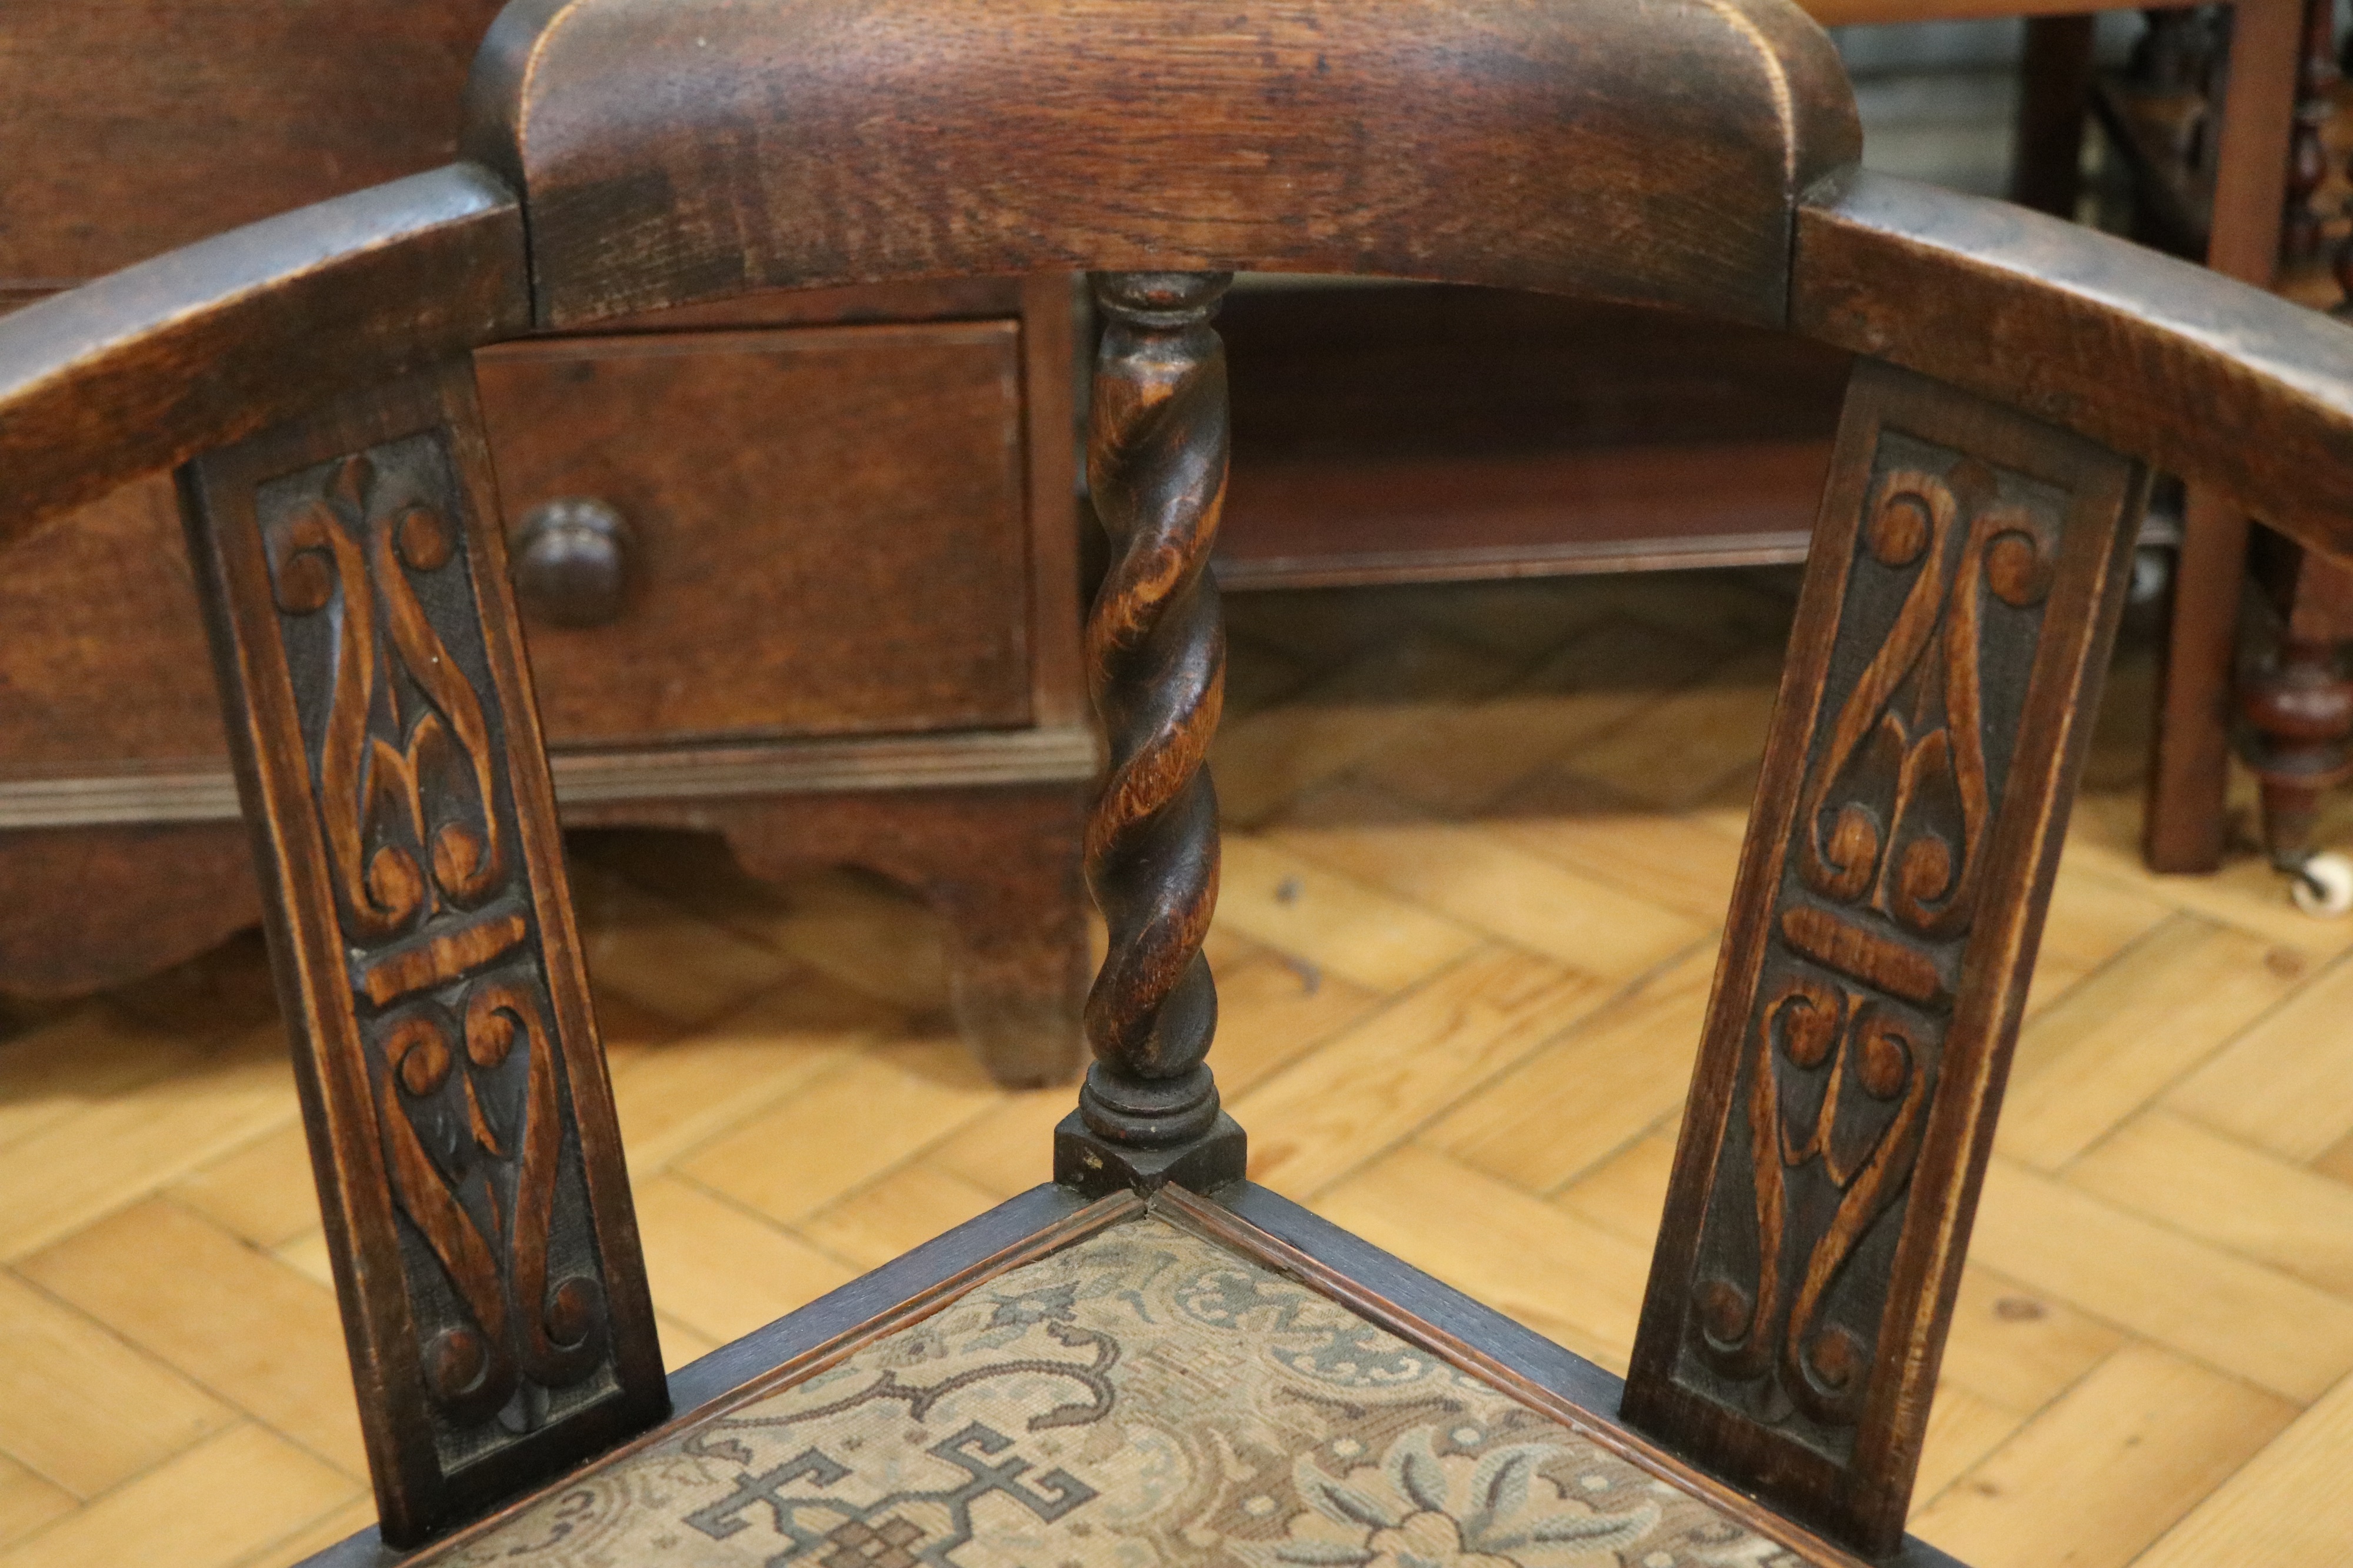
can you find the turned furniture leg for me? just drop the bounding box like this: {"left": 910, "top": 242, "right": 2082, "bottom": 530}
{"left": 2239, "top": 542, "right": 2353, "bottom": 908}
{"left": 2239, "top": 632, "right": 2353, "bottom": 869}
{"left": 1054, "top": 271, "right": 1246, "bottom": 1198}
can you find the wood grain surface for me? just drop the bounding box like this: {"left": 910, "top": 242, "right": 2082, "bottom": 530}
{"left": 464, "top": 0, "right": 1859, "bottom": 328}
{"left": 6, "top": 571, "right": 2353, "bottom": 1564}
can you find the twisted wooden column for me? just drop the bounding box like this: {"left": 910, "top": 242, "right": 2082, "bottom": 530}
{"left": 1054, "top": 271, "right": 1247, "bottom": 1197}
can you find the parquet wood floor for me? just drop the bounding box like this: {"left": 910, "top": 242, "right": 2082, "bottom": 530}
{"left": 4, "top": 568, "right": 2350, "bottom": 1565}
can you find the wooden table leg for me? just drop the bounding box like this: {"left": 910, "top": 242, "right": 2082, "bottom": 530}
{"left": 2149, "top": 491, "right": 2254, "bottom": 868}
{"left": 2241, "top": 543, "right": 2353, "bottom": 875}
{"left": 2145, "top": 0, "right": 2304, "bottom": 871}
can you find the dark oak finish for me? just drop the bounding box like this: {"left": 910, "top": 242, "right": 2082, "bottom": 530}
{"left": 1056, "top": 273, "right": 1247, "bottom": 1194}
{"left": 179, "top": 362, "right": 667, "bottom": 1543}
{"left": 0, "top": 165, "right": 526, "bottom": 546}
{"left": 1623, "top": 359, "right": 2151, "bottom": 1553}
{"left": 15, "top": 2, "right": 2353, "bottom": 1559}
{"left": 464, "top": 0, "right": 1859, "bottom": 329}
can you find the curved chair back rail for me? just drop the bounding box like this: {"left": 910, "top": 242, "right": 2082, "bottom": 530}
{"left": 1802, "top": 171, "right": 2353, "bottom": 558}
{"left": 4, "top": 169, "right": 2351, "bottom": 562}
{"left": 463, "top": 0, "right": 1861, "bottom": 327}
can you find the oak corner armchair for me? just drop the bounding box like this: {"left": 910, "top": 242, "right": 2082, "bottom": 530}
{"left": 4, "top": 0, "right": 2351, "bottom": 1564}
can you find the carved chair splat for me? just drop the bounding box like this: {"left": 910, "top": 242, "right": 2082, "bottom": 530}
{"left": 178, "top": 361, "right": 671, "bottom": 1539}
{"left": 4, "top": 1, "right": 2353, "bottom": 1563}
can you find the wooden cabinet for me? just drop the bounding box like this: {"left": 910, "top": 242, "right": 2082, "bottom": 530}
{"left": 478, "top": 322, "right": 1038, "bottom": 746}
{"left": 1217, "top": 284, "right": 1852, "bottom": 586}
{"left": 0, "top": 4, "right": 1093, "bottom": 1087}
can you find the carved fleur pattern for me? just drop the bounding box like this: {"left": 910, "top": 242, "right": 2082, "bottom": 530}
{"left": 1685, "top": 438, "right": 2063, "bottom": 1450}
{"left": 1244, "top": 1432, "right": 1667, "bottom": 1568}
{"left": 260, "top": 439, "right": 606, "bottom": 1446}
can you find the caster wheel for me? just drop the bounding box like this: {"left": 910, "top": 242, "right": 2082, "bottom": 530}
{"left": 2291, "top": 853, "right": 2353, "bottom": 918}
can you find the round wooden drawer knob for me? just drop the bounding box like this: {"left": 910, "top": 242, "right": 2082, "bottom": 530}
{"left": 512, "top": 499, "right": 632, "bottom": 628}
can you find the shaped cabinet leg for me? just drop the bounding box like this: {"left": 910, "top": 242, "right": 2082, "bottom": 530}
{"left": 684, "top": 785, "right": 1092, "bottom": 1089}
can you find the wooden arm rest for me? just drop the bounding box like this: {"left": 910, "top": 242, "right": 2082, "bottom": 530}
{"left": 1797, "top": 171, "right": 2353, "bottom": 563}
{"left": 0, "top": 163, "right": 526, "bottom": 550}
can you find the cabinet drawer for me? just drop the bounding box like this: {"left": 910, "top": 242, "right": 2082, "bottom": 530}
{"left": 475, "top": 321, "right": 1035, "bottom": 749}
{"left": 0, "top": 316, "right": 1041, "bottom": 796}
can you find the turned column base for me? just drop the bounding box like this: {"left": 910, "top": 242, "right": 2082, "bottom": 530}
{"left": 2239, "top": 632, "right": 2353, "bottom": 871}
{"left": 1054, "top": 1109, "right": 1246, "bottom": 1197}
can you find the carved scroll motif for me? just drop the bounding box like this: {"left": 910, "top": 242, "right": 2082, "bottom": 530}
{"left": 1681, "top": 436, "right": 2064, "bottom": 1458}
{"left": 258, "top": 437, "right": 612, "bottom": 1458}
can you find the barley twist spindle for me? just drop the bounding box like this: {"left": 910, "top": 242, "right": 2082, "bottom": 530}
{"left": 1053, "top": 270, "right": 1247, "bottom": 1196}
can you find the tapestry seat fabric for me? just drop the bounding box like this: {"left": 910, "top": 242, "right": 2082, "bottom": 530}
{"left": 436, "top": 1216, "right": 1800, "bottom": 1567}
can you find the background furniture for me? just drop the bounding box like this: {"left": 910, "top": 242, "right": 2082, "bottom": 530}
{"left": 0, "top": 2, "right": 1094, "bottom": 1086}
{"left": 8, "top": 0, "right": 2352, "bottom": 1563}
{"left": 1209, "top": 0, "right": 2309, "bottom": 900}
{"left": 2089, "top": 0, "right": 2353, "bottom": 903}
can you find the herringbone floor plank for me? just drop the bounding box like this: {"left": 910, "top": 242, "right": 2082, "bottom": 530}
{"left": 2, "top": 569, "right": 2350, "bottom": 1563}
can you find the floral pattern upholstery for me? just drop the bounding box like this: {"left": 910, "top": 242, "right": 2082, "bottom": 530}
{"left": 433, "top": 1217, "right": 1802, "bottom": 1567}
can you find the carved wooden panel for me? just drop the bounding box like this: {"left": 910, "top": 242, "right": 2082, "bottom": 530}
{"left": 178, "top": 363, "right": 667, "bottom": 1545}
{"left": 1622, "top": 359, "right": 2148, "bottom": 1555}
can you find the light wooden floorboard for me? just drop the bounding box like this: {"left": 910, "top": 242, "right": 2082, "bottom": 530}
{"left": 9, "top": 571, "right": 2353, "bottom": 1563}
